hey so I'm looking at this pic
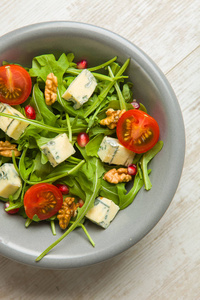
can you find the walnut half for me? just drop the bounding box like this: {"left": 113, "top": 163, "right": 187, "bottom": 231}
{"left": 103, "top": 168, "right": 132, "bottom": 184}
{"left": 0, "top": 141, "right": 21, "bottom": 157}
{"left": 57, "top": 197, "right": 79, "bottom": 230}
{"left": 100, "top": 108, "right": 126, "bottom": 129}
{"left": 44, "top": 73, "right": 58, "bottom": 105}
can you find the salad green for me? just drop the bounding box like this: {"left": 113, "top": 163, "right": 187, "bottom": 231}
{"left": 0, "top": 53, "right": 163, "bottom": 261}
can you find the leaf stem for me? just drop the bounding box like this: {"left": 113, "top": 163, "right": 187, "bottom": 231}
{"left": 108, "top": 66, "right": 127, "bottom": 110}
{"left": 70, "top": 221, "right": 95, "bottom": 247}
{"left": 65, "top": 113, "right": 72, "bottom": 142}
{"left": 0, "top": 112, "right": 67, "bottom": 134}
{"left": 141, "top": 141, "right": 163, "bottom": 190}
{"left": 83, "top": 58, "right": 130, "bottom": 118}
{"left": 87, "top": 56, "right": 117, "bottom": 71}
{"left": 51, "top": 220, "right": 56, "bottom": 236}
{"left": 67, "top": 69, "right": 113, "bottom": 82}
{"left": 25, "top": 218, "right": 32, "bottom": 228}
{"left": 67, "top": 56, "right": 118, "bottom": 80}
{"left": 25, "top": 159, "right": 85, "bottom": 185}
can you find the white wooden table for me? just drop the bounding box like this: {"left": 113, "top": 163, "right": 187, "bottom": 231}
{"left": 0, "top": 1, "right": 199, "bottom": 299}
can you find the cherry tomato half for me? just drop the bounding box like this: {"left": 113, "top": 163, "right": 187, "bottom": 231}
{"left": 0, "top": 64, "right": 32, "bottom": 105}
{"left": 24, "top": 183, "right": 63, "bottom": 220}
{"left": 116, "top": 109, "right": 160, "bottom": 154}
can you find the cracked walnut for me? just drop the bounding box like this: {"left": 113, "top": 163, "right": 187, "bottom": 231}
{"left": 0, "top": 141, "right": 21, "bottom": 157}
{"left": 57, "top": 197, "right": 79, "bottom": 230}
{"left": 44, "top": 73, "right": 58, "bottom": 105}
{"left": 100, "top": 108, "right": 126, "bottom": 129}
{"left": 103, "top": 168, "right": 132, "bottom": 184}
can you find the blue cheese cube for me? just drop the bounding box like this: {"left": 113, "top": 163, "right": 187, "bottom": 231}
{"left": 41, "top": 133, "right": 76, "bottom": 167}
{"left": 0, "top": 163, "right": 21, "bottom": 198}
{"left": 62, "top": 69, "right": 97, "bottom": 109}
{"left": 0, "top": 103, "right": 29, "bottom": 140}
{"left": 98, "top": 136, "right": 135, "bottom": 166}
{"left": 86, "top": 197, "right": 120, "bottom": 229}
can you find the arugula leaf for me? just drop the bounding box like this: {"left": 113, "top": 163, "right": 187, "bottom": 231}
{"left": 0, "top": 112, "right": 67, "bottom": 134}
{"left": 141, "top": 141, "right": 164, "bottom": 190}
{"left": 118, "top": 172, "right": 146, "bottom": 209}
{"left": 30, "top": 84, "right": 58, "bottom": 126}
{"left": 83, "top": 59, "right": 130, "bottom": 118}
{"left": 30, "top": 152, "right": 53, "bottom": 179}
{"left": 85, "top": 133, "right": 104, "bottom": 157}
{"left": 122, "top": 83, "right": 133, "bottom": 102}
{"left": 100, "top": 179, "right": 120, "bottom": 205}
{"left": 108, "top": 66, "right": 126, "bottom": 110}
{"left": 29, "top": 53, "right": 69, "bottom": 84}
{"left": 19, "top": 148, "right": 33, "bottom": 182}
{"left": 88, "top": 56, "right": 117, "bottom": 71}
{"left": 66, "top": 179, "right": 86, "bottom": 200}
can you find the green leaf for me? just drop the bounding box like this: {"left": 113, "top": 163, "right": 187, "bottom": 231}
{"left": 0, "top": 111, "right": 67, "bottom": 134}
{"left": 31, "top": 152, "right": 53, "bottom": 179}
{"left": 32, "top": 214, "right": 41, "bottom": 222}
{"left": 29, "top": 53, "right": 68, "bottom": 84}
{"left": 30, "top": 83, "right": 58, "bottom": 126}
{"left": 122, "top": 83, "right": 133, "bottom": 102}
{"left": 141, "top": 141, "right": 164, "bottom": 190}
{"left": 118, "top": 172, "right": 146, "bottom": 209}
{"left": 100, "top": 179, "right": 120, "bottom": 205}
{"left": 108, "top": 66, "right": 126, "bottom": 110}
{"left": 83, "top": 59, "right": 130, "bottom": 118}
{"left": 85, "top": 133, "right": 104, "bottom": 157}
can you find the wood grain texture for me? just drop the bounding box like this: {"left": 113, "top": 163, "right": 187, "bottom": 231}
{"left": 0, "top": 0, "right": 199, "bottom": 299}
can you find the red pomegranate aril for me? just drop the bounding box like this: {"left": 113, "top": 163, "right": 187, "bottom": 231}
{"left": 25, "top": 105, "right": 36, "bottom": 119}
{"left": 131, "top": 101, "right": 140, "bottom": 109}
{"left": 4, "top": 202, "right": 20, "bottom": 214}
{"left": 127, "top": 164, "right": 137, "bottom": 176}
{"left": 77, "top": 132, "right": 90, "bottom": 147}
{"left": 55, "top": 184, "right": 69, "bottom": 195}
{"left": 77, "top": 59, "right": 87, "bottom": 69}
{"left": 78, "top": 199, "right": 84, "bottom": 208}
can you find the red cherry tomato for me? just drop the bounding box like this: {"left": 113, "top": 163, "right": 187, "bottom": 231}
{"left": 0, "top": 65, "right": 32, "bottom": 105}
{"left": 117, "top": 110, "right": 160, "bottom": 154}
{"left": 24, "top": 183, "right": 63, "bottom": 220}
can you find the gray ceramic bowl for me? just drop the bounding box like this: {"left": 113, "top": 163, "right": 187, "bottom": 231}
{"left": 0, "top": 22, "right": 185, "bottom": 269}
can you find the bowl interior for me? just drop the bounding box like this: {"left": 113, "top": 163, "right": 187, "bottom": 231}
{"left": 0, "top": 22, "right": 185, "bottom": 269}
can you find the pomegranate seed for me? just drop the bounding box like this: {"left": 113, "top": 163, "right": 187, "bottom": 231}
{"left": 77, "top": 59, "right": 87, "bottom": 69}
{"left": 4, "top": 202, "right": 19, "bottom": 214}
{"left": 55, "top": 184, "right": 69, "bottom": 195}
{"left": 131, "top": 101, "right": 140, "bottom": 109}
{"left": 78, "top": 199, "right": 84, "bottom": 208}
{"left": 127, "top": 164, "right": 137, "bottom": 176}
{"left": 25, "top": 105, "right": 36, "bottom": 119}
{"left": 77, "top": 132, "right": 90, "bottom": 147}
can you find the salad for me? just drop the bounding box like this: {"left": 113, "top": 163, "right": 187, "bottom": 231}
{"left": 0, "top": 53, "right": 163, "bottom": 261}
